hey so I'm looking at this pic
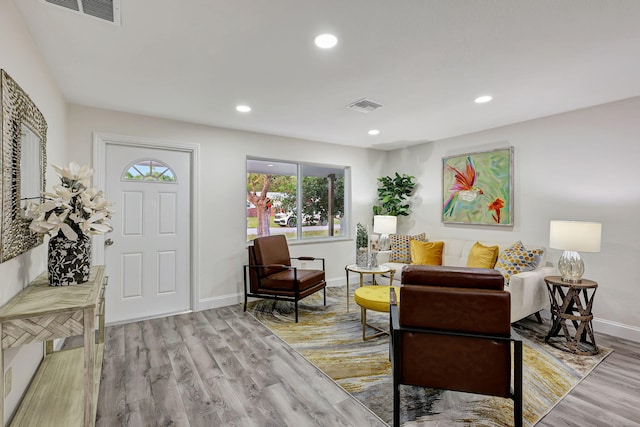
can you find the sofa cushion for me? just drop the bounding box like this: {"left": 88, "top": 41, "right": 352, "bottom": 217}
{"left": 410, "top": 240, "right": 444, "bottom": 266}
{"left": 389, "top": 232, "right": 427, "bottom": 263}
{"left": 494, "top": 241, "right": 545, "bottom": 285}
{"left": 261, "top": 268, "right": 325, "bottom": 291}
{"left": 466, "top": 241, "right": 499, "bottom": 269}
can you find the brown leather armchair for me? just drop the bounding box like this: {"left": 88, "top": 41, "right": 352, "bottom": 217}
{"left": 244, "top": 235, "right": 326, "bottom": 322}
{"left": 390, "top": 265, "right": 522, "bottom": 427}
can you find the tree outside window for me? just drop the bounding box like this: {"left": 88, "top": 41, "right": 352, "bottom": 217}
{"left": 246, "top": 158, "right": 348, "bottom": 242}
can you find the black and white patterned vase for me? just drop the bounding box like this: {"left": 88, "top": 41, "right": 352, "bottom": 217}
{"left": 48, "top": 232, "right": 92, "bottom": 286}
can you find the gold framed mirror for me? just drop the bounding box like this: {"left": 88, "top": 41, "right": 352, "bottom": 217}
{"left": 0, "top": 69, "right": 47, "bottom": 262}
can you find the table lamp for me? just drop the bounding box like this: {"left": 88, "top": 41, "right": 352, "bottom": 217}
{"left": 549, "top": 220, "right": 602, "bottom": 283}
{"left": 373, "top": 215, "right": 397, "bottom": 251}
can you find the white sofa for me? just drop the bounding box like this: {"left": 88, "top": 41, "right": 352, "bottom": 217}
{"left": 377, "top": 237, "right": 556, "bottom": 323}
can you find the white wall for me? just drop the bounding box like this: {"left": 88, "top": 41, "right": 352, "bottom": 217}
{"left": 386, "top": 96, "right": 640, "bottom": 342}
{"left": 66, "top": 104, "right": 385, "bottom": 309}
{"left": 0, "top": 0, "right": 68, "bottom": 422}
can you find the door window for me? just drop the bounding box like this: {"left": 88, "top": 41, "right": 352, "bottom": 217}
{"left": 122, "top": 159, "right": 177, "bottom": 182}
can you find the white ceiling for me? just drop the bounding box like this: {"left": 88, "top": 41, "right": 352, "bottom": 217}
{"left": 15, "top": 0, "right": 640, "bottom": 150}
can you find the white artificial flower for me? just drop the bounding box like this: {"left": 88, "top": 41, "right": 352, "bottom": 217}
{"left": 52, "top": 161, "right": 94, "bottom": 181}
{"left": 28, "top": 161, "right": 112, "bottom": 240}
{"left": 77, "top": 211, "right": 113, "bottom": 235}
{"left": 30, "top": 211, "right": 78, "bottom": 241}
{"left": 52, "top": 161, "right": 94, "bottom": 189}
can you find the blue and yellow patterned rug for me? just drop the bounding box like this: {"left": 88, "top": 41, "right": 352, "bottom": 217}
{"left": 247, "top": 286, "right": 611, "bottom": 426}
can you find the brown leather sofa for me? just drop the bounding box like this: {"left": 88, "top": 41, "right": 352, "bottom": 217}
{"left": 390, "top": 265, "right": 522, "bottom": 427}
{"left": 244, "top": 235, "right": 326, "bottom": 322}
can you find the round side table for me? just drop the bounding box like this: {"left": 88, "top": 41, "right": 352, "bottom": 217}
{"left": 544, "top": 276, "right": 599, "bottom": 355}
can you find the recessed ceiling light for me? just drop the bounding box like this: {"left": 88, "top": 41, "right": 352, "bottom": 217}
{"left": 236, "top": 105, "right": 251, "bottom": 113}
{"left": 368, "top": 129, "right": 380, "bottom": 136}
{"left": 314, "top": 33, "right": 338, "bottom": 49}
{"left": 474, "top": 95, "right": 493, "bottom": 104}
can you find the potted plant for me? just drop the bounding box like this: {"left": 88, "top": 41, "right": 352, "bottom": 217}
{"left": 372, "top": 173, "right": 416, "bottom": 216}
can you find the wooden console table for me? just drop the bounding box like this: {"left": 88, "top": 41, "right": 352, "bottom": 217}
{"left": 0, "top": 266, "right": 107, "bottom": 426}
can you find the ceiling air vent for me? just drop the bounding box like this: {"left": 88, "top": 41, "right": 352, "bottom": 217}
{"left": 346, "top": 98, "right": 383, "bottom": 113}
{"left": 44, "top": 0, "right": 121, "bottom": 25}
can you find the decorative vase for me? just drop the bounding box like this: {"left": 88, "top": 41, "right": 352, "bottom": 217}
{"left": 356, "top": 223, "right": 369, "bottom": 268}
{"left": 48, "top": 232, "right": 92, "bottom": 286}
{"left": 356, "top": 248, "right": 368, "bottom": 268}
{"left": 367, "top": 251, "right": 378, "bottom": 269}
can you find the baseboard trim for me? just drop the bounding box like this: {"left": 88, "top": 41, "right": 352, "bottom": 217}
{"left": 198, "top": 293, "right": 243, "bottom": 311}
{"left": 198, "top": 276, "right": 345, "bottom": 312}
{"left": 326, "top": 276, "right": 345, "bottom": 287}
{"left": 593, "top": 317, "right": 640, "bottom": 343}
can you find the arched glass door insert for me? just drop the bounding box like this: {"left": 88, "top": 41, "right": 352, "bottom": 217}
{"left": 122, "top": 159, "right": 177, "bottom": 182}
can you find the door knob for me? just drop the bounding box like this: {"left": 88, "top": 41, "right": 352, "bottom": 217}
{"left": 105, "top": 238, "right": 114, "bottom": 246}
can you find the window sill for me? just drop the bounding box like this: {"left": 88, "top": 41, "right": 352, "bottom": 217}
{"left": 284, "top": 236, "right": 351, "bottom": 246}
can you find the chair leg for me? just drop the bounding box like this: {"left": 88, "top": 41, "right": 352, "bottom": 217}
{"left": 361, "top": 307, "right": 366, "bottom": 340}
{"left": 393, "top": 380, "right": 400, "bottom": 427}
{"left": 323, "top": 287, "right": 326, "bottom": 306}
{"left": 514, "top": 340, "right": 523, "bottom": 427}
{"left": 295, "top": 300, "right": 299, "bottom": 323}
{"left": 243, "top": 266, "right": 248, "bottom": 312}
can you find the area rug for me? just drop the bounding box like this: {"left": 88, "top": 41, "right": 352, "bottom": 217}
{"left": 247, "top": 286, "right": 612, "bottom": 426}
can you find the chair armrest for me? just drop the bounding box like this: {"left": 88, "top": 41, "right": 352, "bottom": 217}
{"left": 390, "top": 302, "right": 400, "bottom": 331}
{"left": 265, "top": 264, "right": 290, "bottom": 269}
{"left": 390, "top": 287, "right": 398, "bottom": 306}
{"left": 245, "top": 263, "right": 292, "bottom": 270}
{"left": 390, "top": 288, "right": 400, "bottom": 364}
{"left": 291, "top": 257, "right": 325, "bottom": 270}
{"left": 390, "top": 288, "right": 400, "bottom": 331}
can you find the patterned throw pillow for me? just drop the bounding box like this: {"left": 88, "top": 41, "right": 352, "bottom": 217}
{"left": 494, "top": 241, "right": 545, "bottom": 285}
{"left": 410, "top": 240, "right": 444, "bottom": 266}
{"left": 389, "top": 233, "right": 427, "bottom": 263}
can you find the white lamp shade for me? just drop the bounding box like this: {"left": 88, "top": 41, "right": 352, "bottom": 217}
{"left": 373, "top": 215, "right": 397, "bottom": 235}
{"left": 549, "top": 220, "right": 602, "bottom": 252}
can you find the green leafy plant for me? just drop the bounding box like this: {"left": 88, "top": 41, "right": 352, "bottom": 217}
{"left": 356, "top": 223, "right": 369, "bottom": 249}
{"left": 372, "top": 173, "right": 416, "bottom": 217}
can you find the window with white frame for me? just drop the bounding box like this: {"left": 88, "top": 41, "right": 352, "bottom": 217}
{"left": 246, "top": 158, "right": 348, "bottom": 242}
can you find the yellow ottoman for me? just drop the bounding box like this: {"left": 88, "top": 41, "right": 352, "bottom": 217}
{"left": 354, "top": 285, "right": 401, "bottom": 340}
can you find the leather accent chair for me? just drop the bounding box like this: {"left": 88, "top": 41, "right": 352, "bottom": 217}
{"left": 244, "top": 235, "right": 326, "bottom": 322}
{"left": 390, "top": 265, "right": 523, "bottom": 427}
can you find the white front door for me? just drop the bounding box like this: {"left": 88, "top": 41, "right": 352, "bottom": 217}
{"left": 103, "top": 143, "right": 192, "bottom": 323}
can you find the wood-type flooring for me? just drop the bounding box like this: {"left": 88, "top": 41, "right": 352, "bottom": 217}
{"left": 93, "top": 304, "right": 640, "bottom": 426}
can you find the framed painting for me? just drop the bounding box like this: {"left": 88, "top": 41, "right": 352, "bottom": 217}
{"left": 442, "top": 147, "right": 513, "bottom": 226}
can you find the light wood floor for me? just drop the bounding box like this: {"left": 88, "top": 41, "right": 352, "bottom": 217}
{"left": 537, "top": 330, "right": 640, "bottom": 426}
{"left": 95, "top": 305, "right": 385, "bottom": 426}
{"left": 94, "top": 305, "right": 640, "bottom": 426}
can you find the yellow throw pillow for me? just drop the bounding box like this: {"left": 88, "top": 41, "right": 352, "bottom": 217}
{"left": 466, "top": 242, "right": 500, "bottom": 269}
{"left": 410, "top": 240, "right": 444, "bottom": 266}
